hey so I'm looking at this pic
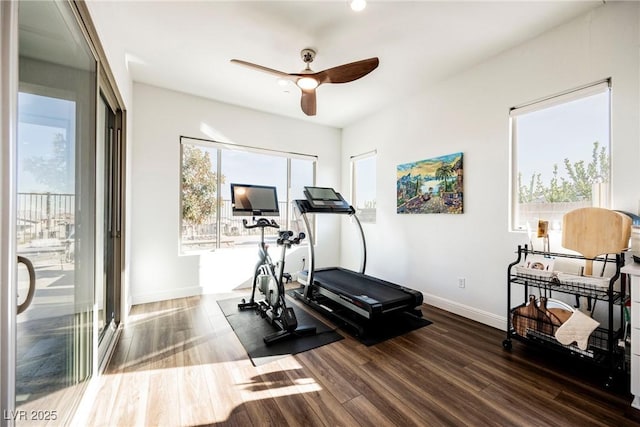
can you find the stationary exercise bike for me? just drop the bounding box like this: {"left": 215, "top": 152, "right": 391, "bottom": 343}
{"left": 238, "top": 217, "right": 316, "bottom": 345}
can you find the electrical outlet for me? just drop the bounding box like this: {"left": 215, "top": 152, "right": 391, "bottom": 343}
{"left": 458, "top": 277, "right": 466, "bottom": 288}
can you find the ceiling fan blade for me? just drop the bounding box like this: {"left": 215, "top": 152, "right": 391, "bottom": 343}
{"left": 316, "top": 57, "right": 379, "bottom": 84}
{"left": 230, "top": 59, "right": 297, "bottom": 81}
{"left": 300, "top": 88, "right": 317, "bottom": 116}
{"left": 231, "top": 53, "right": 378, "bottom": 117}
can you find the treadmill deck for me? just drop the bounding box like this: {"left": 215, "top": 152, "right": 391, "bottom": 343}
{"left": 308, "top": 267, "right": 423, "bottom": 316}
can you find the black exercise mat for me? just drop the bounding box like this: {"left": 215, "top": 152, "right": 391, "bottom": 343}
{"left": 286, "top": 289, "right": 432, "bottom": 346}
{"left": 217, "top": 297, "right": 343, "bottom": 366}
{"left": 358, "top": 312, "right": 432, "bottom": 346}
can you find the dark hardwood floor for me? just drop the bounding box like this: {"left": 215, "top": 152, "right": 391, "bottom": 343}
{"left": 86, "top": 292, "right": 640, "bottom": 426}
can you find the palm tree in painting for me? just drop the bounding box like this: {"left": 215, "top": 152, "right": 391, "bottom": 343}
{"left": 414, "top": 176, "right": 422, "bottom": 198}
{"left": 435, "top": 163, "right": 454, "bottom": 192}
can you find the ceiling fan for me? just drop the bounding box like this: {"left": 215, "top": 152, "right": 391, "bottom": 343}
{"left": 231, "top": 49, "right": 379, "bottom": 116}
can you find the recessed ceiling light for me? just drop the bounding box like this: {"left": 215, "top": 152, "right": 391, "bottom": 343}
{"left": 350, "top": 0, "right": 366, "bottom": 12}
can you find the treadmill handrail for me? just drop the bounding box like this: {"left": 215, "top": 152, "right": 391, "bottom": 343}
{"left": 299, "top": 208, "right": 315, "bottom": 298}
{"left": 351, "top": 213, "right": 367, "bottom": 274}
{"left": 295, "top": 198, "right": 367, "bottom": 299}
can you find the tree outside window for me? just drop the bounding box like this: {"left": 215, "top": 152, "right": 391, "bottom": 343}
{"left": 180, "top": 137, "right": 316, "bottom": 253}
{"left": 181, "top": 144, "right": 221, "bottom": 243}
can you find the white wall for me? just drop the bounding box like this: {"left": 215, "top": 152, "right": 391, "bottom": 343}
{"left": 130, "top": 83, "right": 341, "bottom": 304}
{"left": 341, "top": 2, "right": 640, "bottom": 329}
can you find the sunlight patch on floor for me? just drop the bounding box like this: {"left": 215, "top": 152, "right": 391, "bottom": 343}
{"left": 238, "top": 356, "right": 322, "bottom": 401}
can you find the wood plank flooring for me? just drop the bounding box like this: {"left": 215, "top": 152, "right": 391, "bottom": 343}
{"left": 85, "top": 293, "right": 640, "bottom": 426}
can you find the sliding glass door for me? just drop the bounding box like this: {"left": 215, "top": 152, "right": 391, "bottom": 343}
{"left": 14, "top": 1, "right": 96, "bottom": 423}
{"left": 2, "top": 2, "right": 123, "bottom": 423}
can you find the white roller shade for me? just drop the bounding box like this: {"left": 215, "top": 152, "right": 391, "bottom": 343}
{"left": 510, "top": 79, "right": 610, "bottom": 117}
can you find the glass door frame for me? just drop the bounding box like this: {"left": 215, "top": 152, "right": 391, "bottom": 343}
{"left": 71, "top": 0, "right": 127, "bottom": 398}
{"left": 1, "top": 1, "right": 20, "bottom": 424}
{"left": 96, "top": 85, "right": 124, "bottom": 371}
{"left": 73, "top": 0, "right": 126, "bottom": 377}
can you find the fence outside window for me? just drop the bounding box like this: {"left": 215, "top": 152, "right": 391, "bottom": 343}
{"left": 181, "top": 199, "right": 294, "bottom": 251}
{"left": 17, "top": 192, "right": 75, "bottom": 244}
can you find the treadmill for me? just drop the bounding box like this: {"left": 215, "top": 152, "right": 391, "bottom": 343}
{"left": 292, "top": 186, "right": 423, "bottom": 334}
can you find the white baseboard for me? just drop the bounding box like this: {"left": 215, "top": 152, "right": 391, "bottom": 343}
{"left": 131, "top": 286, "right": 203, "bottom": 305}
{"left": 424, "top": 292, "right": 507, "bottom": 331}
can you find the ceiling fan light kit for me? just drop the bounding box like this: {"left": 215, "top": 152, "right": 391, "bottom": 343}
{"left": 231, "top": 48, "right": 379, "bottom": 116}
{"left": 296, "top": 76, "right": 319, "bottom": 90}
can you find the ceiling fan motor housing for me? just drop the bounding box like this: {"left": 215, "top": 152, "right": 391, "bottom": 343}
{"left": 301, "top": 48, "right": 316, "bottom": 65}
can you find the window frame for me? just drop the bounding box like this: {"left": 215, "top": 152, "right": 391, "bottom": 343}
{"left": 179, "top": 136, "right": 317, "bottom": 253}
{"left": 351, "top": 150, "right": 377, "bottom": 224}
{"left": 509, "top": 79, "right": 612, "bottom": 233}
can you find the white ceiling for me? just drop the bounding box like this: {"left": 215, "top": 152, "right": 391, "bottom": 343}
{"left": 87, "top": 0, "right": 603, "bottom": 128}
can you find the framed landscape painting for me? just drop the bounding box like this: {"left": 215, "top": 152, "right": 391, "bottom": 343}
{"left": 397, "top": 152, "right": 463, "bottom": 214}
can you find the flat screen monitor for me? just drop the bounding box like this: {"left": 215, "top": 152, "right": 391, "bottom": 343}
{"left": 231, "top": 183, "right": 279, "bottom": 217}
{"left": 305, "top": 186, "right": 341, "bottom": 201}
{"left": 303, "top": 186, "right": 350, "bottom": 209}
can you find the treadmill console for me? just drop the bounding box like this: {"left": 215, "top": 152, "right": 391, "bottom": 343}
{"left": 304, "top": 186, "right": 351, "bottom": 210}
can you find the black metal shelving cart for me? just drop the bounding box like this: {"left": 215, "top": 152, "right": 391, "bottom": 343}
{"left": 503, "top": 245, "right": 627, "bottom": 386}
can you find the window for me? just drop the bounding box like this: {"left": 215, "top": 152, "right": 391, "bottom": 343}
{"left": 180, "top": 137, "right": 316, "bottom": 253}
{"left": 351, "top": 151, "right": 377, "bottom": 223}
{"left": 510, "top": 80, "right": 611, "bottom": 233}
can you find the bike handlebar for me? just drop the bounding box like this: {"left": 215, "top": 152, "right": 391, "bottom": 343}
{"left": 242, "top": 219, "right": 303, "bottom": 246}
{"left": 277, "top": 231, "right": 305, "bottom": 246}
{"left": 242, "top": 218, "right": 280, "bottom": 229}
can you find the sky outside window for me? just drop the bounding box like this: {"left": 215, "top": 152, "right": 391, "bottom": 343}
{"left": 517, "top": 92, "right": 609, "bottom": 188}
{"left": 221, "top": 150, "right": 287, "bottom": 200}
{"left": 354, "top": 155, "right": 376, "bottom": 207}
{"left": 18, "top": 92, "right": 75, "bottom": 193}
